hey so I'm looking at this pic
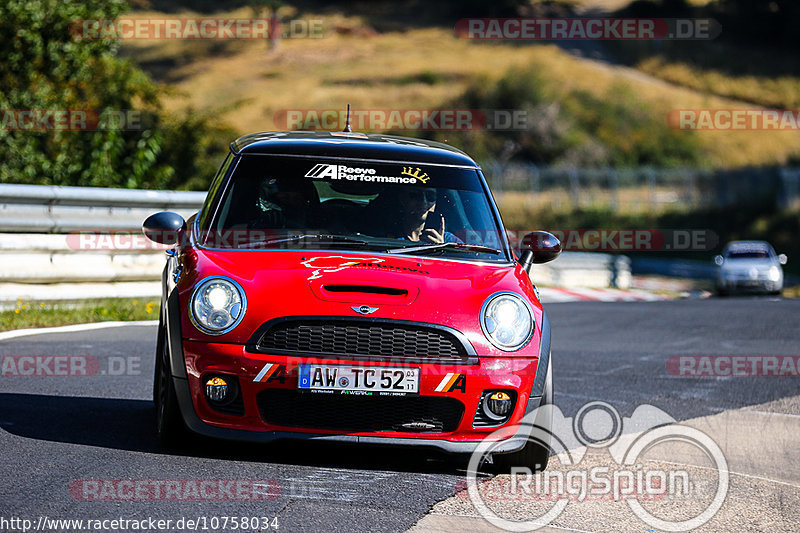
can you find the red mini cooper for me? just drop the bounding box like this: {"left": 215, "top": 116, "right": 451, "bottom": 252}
{"left": 143, "top": 131, "right": 561, "bottom": 468}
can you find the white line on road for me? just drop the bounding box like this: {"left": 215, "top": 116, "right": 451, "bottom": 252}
{"left": 655, "top": 459, "right": 800, "bottom": 489}
{"left": 555, "top": 391, "right": 631, "bottom": 404}
{"left": 423, "top": 512, "right": 601, "bottom": 533}
{"left": 748, "top": 410, "right": 800, "bottom": 419}
{"left": 598, "top": 364, "right": 633, "bottom": 375}
{"left": 0, "top": 320, "right": 158, "bottom": 341}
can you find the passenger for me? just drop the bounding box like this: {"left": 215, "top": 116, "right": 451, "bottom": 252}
{"left": 251, "top": 178, "right": 320, "bottom": 229}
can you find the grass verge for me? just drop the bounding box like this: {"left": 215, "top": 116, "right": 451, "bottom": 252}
{"left": 0, "top": 298, "right": 160, "bottom": 333}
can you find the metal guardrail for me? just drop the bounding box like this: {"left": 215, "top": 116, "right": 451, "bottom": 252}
{"left": 484, "top": 163, "right": 800, "bottom": 211}
{"left": 533, "top": 252, "right": 631, "bottom": 289}
{"left": 630, "top": 256, "right": 799, "bottom": 287}
{"left": 630, "top": 257, "right": 717, "bottom": 280}
{"left": 0, "top": 184, "right": 632, "bottom": 304}
{"left": 0, "top": 183, "right": 205, "bottom": 232}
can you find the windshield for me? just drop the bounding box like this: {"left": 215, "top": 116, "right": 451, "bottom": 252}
{"left": 726, "top": 250, "right": 770, "bottom": 259}
{"left": 203, "top": 155, "right": 508, "bottom": 261}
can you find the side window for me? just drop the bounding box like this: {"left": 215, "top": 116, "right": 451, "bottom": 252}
{"left": 197, "top": 153, "right": 234, "bottom": 230}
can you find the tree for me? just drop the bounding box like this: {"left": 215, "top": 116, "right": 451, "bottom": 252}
{"left": 0, "top": 0, "right": 172, "bottom": 188}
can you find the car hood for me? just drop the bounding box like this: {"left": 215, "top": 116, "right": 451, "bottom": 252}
{"left": 178, "top": 249, "right": 543, "bottom": 356}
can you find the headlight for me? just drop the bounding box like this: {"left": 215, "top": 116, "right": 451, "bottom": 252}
{"left": 190, "top": 276, "right": 246, "bottom": 335}
{"left": 480, "top": 292, "right": 534, "bottom": 351}
{"left": 768, "top": 266, "right": 781, "bottom": 281}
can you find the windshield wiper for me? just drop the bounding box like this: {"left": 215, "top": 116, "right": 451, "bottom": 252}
{"left": 238, "top": 234, "right": 369, "bottom": 248}
{"left": 386, "top": 242, "right": 501, "bottom": 255}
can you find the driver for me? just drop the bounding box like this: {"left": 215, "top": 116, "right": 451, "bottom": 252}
{"left": 373, "top": 186, "right": 461, "bottom": 244}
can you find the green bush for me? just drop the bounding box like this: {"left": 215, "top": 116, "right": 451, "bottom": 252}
{"left": 0, "top": 0, "right": 232, "bottom": 191}
{"left": 424, "top": 66, "right": 700, "bottom": 168}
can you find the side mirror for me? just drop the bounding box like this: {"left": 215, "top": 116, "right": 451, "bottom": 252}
{"left": 778, "top": 253, "right": 787, "bottom": 265}
{"left": 519, "top": 231, "right": 562, "bottom": 272}
{"left": 142, "top": 211, "right": 186, "bottom": 245}
{"left": 714, "top": 255, "right": 724, "bottom": 266}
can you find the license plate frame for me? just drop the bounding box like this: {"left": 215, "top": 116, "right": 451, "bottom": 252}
{"left": 297, "top": 364, "right": 420, "bottom": 395}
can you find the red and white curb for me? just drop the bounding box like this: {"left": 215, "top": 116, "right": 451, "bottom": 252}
{"left": 538, "top": 286, "right": 671, "bottom": 303}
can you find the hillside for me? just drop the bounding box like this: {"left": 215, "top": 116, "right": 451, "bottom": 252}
{"left": 120, "top": 5, "right": 800, "bottom": 168}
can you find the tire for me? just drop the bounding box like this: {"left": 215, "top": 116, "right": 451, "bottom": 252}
{"left": 154, "top": 326, "right": 188, "bottom": 448}
{"left": 493, "top": 356, "right": 553, "bottom": 473}
{"left": 152, "top": 318, "right": 164, "bottom": 406}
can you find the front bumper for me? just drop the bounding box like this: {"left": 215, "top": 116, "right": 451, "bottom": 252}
{"left": 165, "top": 294, "right": 552, "bottom": 454}
{"left": 174, "top": 347, "right": 545, "bottom": 453}
{"left": 172, "top": 379, "right": 545, "bottom": 454}
{"left": 717, "top": 275, "right": 781, "bottom": 293}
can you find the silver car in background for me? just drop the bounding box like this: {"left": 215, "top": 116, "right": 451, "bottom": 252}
{"left": 714, "top": 241, "right": 787, "bottom": 295}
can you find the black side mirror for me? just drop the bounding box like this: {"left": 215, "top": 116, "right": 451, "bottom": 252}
{"left": 142, "top": 211, "right": 186, "bottom": 245}
{"left": 519, "top": 231, "right": 562, "bottom": 272}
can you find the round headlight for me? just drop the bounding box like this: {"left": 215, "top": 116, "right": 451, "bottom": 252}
{"left": 190, "top": 276, "right": 246, "bottom": 335}
{"left": 481, "top": 292, "right": 534, "bottom": 351}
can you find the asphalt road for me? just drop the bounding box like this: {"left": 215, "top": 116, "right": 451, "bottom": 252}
{"left": 1, "top": 298, "right": 798, "bottom": 532}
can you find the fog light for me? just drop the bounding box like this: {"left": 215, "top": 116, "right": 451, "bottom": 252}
{"left": 483, "top": 391, "right": 514, "bottom": 420}
{"left": 205, "top": 376, "right": 229, "bottom": 403}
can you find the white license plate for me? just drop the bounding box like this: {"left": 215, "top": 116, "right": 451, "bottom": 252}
{"left": 298, "top": 365, "right": 419, "bottom": 394}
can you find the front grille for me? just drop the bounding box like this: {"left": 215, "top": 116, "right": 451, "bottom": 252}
{"left": 257, "top": 389, "right": 464, "bottom": 433}
{"left": 255, "top": 319, "right": 467, "bottom": 358}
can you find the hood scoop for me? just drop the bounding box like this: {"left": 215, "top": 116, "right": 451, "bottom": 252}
{"left": 324, "top": 284, "right": 407, "bottom": 296}
{"left": 309, "top": 282, "right": 418, "bottom": 305}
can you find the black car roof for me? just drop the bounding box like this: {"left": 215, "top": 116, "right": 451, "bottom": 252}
{"left": 230, "top": 131, "right": 479, "bottom": 168}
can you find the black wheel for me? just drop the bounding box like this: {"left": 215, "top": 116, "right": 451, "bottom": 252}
{"left": 154, "top": 327, "right": 188, "bottom": 447}
{"left": 152, "top": 318, "right": 164, "bottom": 406}
{"left": 493, "top": 357, "right": 553, "bottom": 472}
